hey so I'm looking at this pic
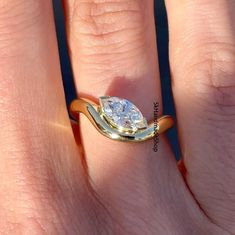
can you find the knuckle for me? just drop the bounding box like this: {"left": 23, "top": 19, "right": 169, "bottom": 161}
{"left": 173, "top": 42, "right": 235, "bottom": 126}
{"left": 68, "top": 0, "right": 147, "bottom": 52}
{"left": 182, "top": 42, "right": 235, "bottom": 118}
{"left": 190, "top": 42, "right": 235, "bottom": 88}
{"left": 67, "top": 0, "right": 152, "bottom": 83}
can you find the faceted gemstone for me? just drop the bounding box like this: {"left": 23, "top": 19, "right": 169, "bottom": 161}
{"left": 99, "top": 96, "right": 147, "bottom": 132}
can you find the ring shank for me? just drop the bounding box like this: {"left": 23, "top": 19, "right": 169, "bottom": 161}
{"left": 70, "top": 99, "right": 174, "bottom": 142}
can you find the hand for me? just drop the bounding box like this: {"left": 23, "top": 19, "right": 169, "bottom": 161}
{"left": 0, "top": 0, "right": 234, "bottom": 234}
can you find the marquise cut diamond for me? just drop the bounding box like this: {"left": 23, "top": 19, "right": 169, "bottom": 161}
{"left": 99, "top": 96, "right": 147, "bottom": 133}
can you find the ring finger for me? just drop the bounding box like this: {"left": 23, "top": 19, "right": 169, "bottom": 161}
{"left": 63, "top": 0, "right": 218, "bottom": 233}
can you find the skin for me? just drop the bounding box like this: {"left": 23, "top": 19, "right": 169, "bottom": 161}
{"left": 0, "top": 0, "right": 234, "bottom": 234}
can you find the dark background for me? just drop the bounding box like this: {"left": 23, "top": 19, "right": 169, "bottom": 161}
{"left": 53, "top": 0, "right": 180, "bottom": 159}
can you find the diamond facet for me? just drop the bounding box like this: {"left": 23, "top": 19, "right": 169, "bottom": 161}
{"left": 99, "top": 96, "right": 147, "bottom": 133}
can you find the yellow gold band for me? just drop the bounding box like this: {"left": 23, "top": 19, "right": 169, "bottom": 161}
{"left": 70, "top": 98, "right": 174, "bottom": 142}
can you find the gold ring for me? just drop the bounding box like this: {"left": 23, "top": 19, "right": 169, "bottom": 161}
{"left": 70, "top": 96, "right": 174, "bottom": 142}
